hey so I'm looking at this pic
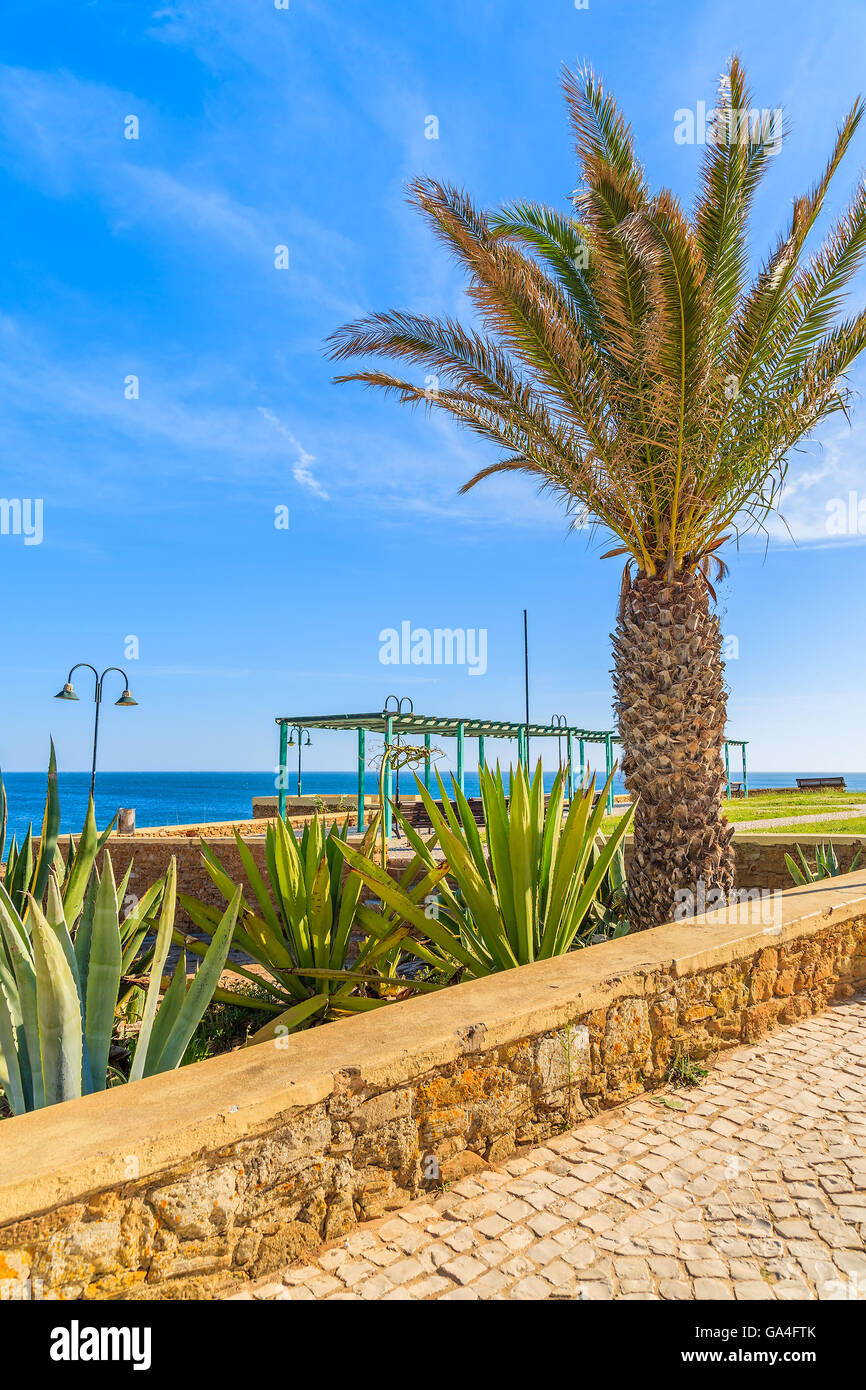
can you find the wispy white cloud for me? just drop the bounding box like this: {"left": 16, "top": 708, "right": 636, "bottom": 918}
{"left": 0, "top": 63, "right": 363, "bottom": 320}
{"left": 258, "top": 408, "right": 328, "bottom": 499}
{"left": 759, "top": 416, "right": 866, "bottom": 548}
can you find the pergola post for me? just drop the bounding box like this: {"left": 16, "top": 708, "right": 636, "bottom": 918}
{"left": 566, "top": 729, "right": 574, "bottom": 802}
{"left": 742, "top": 742, "right": 749, "bottom": 799}
{"left": 357, "top": 726, "right": 366, "bottom": 831}
{"left": 424, "top": 732, "right": 431, "bottom": 791}
{"left": 456, "top": 721, "right": 465, "bottom": 794}
{"left": 278, "top": 721, "right": 288, "bottom": 820}
{"left": 579, "top": 737, "right": 585, "bottom": 788}
{"left": 605, "top": 734, "right": 614, "bottom": 813}
{"left": 478, "top": 734, "right": 485, "bottom": 776}
{"left": 724, "top": 741, "right": 731, "bottom": 799}
{"left": 384, "top": 713, "right": 393, "bottom": 840}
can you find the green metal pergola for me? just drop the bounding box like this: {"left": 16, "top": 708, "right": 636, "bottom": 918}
{"left": 724, "top": 739, "right": 749, "bottom": 798}
{"left": 275, "top": 708, "right": 612, "bottom": 838}
{"left": 275, "top": 708, "right": 749, "bottom": 838}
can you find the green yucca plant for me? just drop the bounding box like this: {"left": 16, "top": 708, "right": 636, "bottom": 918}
{"left": 0, "top": 855, "right": 240, "bottom": 1114}
{"left": 178, "top": 814, "right": 447, "bottom": 1043}
{"left": 335, "top": 762, "right": 634, "bottom": 978}
{"left": 328, "top": 56, "right": 866, "bottom": 932}
{"left": 785, "top": 841, "right": 862, "bottom": 885}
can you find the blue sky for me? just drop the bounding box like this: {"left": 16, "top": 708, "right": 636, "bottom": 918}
{"left": 1, "top": 0, "right": 865, "bottom": 778}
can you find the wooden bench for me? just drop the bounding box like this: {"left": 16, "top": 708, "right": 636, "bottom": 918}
{"left": 796, "top": 776, "right": 846, "bottom": 791}
{"left": 397, "top": 797, "right": 487, "bottom": 831}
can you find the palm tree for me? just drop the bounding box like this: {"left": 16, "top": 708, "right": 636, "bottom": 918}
{"left": 327, "top": 58, "right": 866, "bottom": 930}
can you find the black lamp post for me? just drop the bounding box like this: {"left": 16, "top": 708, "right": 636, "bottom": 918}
{"left": 286, "top": 725, "right": 311, "bottom": 796}
{"left": 55, "top": 664, "right": 138, "bottom": 802}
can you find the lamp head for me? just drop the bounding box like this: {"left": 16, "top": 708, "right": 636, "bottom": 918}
{"left": 115, "top": 689, "right": 138, "bottom": 707}
{"left": 55, "top": 682, "right": 79, "bottom": 701}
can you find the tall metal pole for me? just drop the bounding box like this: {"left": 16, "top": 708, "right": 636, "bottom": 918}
{"left": 297, "top": 728, "right": 303, "bottom": 797}
{"left": 89, "top": 695, "right": 101, "bottom": 802}
{"left": 523, "top": 608, "right": 530, "bottom": 768}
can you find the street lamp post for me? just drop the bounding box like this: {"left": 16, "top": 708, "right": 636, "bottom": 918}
{"left": 286, "top": 725, "right": 311, "bottom": 797}
{"left": 55, "top": 664, "right": 138, "bottom": 802}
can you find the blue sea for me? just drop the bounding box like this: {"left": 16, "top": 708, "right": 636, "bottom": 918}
{"left": 2, "top": 769, "right": 865, "bottom": 845}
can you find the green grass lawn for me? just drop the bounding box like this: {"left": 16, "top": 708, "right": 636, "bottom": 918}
{"left": 722, "top": 791, "right": 865, "bottom": 822}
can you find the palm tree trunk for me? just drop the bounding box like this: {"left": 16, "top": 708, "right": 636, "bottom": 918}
{"left": 612, "top": 569, "right": 735, "bottom": 931}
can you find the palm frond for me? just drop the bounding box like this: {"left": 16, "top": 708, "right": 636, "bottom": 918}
{"left": 328, "top": 61, "right": 866, "bottom": 576}
{"left": 695, "top": 55, "right": 780, "bottom": 344}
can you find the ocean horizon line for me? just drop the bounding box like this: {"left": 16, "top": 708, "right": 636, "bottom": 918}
{"left": 5, "top": 767, "right": 866, "bottom": 776}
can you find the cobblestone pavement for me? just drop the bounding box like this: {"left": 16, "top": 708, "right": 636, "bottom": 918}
{"left": 735, "top": 805, "right": 866, "bottom": 831}
{"left": 229, "top": 995, "right": 866, "bottom": 1301}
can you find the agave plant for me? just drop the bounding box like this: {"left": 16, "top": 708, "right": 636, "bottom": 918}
{"left": 335, "top": 762, "right": 635, "bottom": 977}
{"left": 1, "top": 746, "right": 165, "bottom": 1022}
{"left": 585, "top": 835, "right": 630, "bottom": 939}
{"left": 178, "top": 814, "right": 448, "bottom": 1043}
{"left": 0, "top": 855, "right": 241, "bottom": 1114}
{"left": 785, "top": 841, "right": 862, "bottom": 885}
{"left": 327, "top": 57, "right": 866, "bottom": 930}
{"left": 1, "top": 742, "right": 117, "bottom": 924}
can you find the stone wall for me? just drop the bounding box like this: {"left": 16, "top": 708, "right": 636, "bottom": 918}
{"left": 1, "top": 870, "right": 865, "bottom": 1300}
{"left": 62, "top": 830, "right": 865, "bottom": 931}
{"left": 730, "top": 835, "right": 864, "bottom": 889}
{"left": 253, "top": 796, "right": 384, "bottom": 819}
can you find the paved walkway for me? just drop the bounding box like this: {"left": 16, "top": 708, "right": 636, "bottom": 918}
{"left": 734, "top": 805, "right": 866, "bottom": 831}
{"left": 229, "top": 994, "right": 866, "bottom": 1301}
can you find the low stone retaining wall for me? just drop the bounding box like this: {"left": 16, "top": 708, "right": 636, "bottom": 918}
{"left": 253, "top": 795, "right": 392, "bottom": 819}
{"left": 126, "top": 812, "right": 352, "bottom": 839}
{"left": 49, "top": 823, "right": 350, "bottom": 931}
{"left": 61, "top": 830, "right": 866, "bottom": 930}
{"left": 728, "top": 834, "right": 863, "bottom": 889}
{"left": 624, "top": 833, "right": 863, "bottom": 891}
{"left": 1, "top": 870, "right": 864, "bottom": 1300}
